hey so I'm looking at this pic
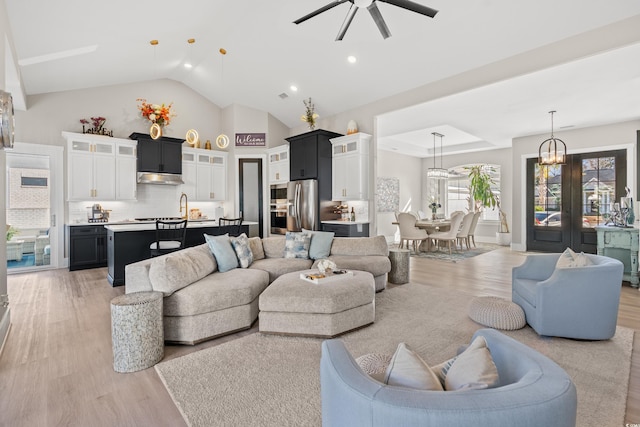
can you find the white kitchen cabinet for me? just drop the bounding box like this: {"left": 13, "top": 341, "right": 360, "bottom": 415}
{"left": 181, "top": 148, "right": 198, "bottom": 200}
{"left": 194, "top": 149, "right": 227, "bottom": 201}
{"left": 330, "top": 132, "right": 371, "bottom": 200}
{"left": 267, "top": 145, "right": 289, "bottom": 184}
{"left": 64, "top": 132, "right": 137, "bottom": 201}
{"left": 115, "top": 141, "right": 137, "bottom": 200}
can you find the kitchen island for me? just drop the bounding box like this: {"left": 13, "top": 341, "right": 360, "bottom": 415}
{"left": 105, "top": 220, "right": 256, "bottom": 287}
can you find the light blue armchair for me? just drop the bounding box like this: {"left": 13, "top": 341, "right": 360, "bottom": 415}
{"left": 320, "top": 329, "right": 577, "bottom": 427}
{"left": 512, "top": 253, "right": 623, "bottom": 340}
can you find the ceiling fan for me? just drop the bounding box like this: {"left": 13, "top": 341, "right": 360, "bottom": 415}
{"left": 293, "top": 0, "right": 438, "bottom": 41}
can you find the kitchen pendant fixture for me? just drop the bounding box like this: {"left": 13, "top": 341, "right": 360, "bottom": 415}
{"left": 538, "top": 110, "right": 567, "bottom": 165}
{"left": 293, "top": 0, "right": 438, "bottom": 41}
{"left": 427, "top": 132, "right": 448, "bottom": 180}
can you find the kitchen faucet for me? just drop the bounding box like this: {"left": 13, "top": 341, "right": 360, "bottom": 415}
{"left": 179, "top": 192, "right": 188, "bottom": 219}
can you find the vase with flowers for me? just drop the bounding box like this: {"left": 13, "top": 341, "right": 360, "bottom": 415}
{"left": 137, "top": 98, "right": 175, "bottom": 139}
{"left": 429, "top": 200, "right": 441, "bottom": 220}
{"left": 301, "top": 97, "right": 319, "bottom": 131}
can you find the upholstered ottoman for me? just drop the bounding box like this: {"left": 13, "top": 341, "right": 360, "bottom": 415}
{"left": 259, "top": 269, "right": 375, "bottom": 337}
{"left": 469, "top": 296, "right": 526, "bottom": 330}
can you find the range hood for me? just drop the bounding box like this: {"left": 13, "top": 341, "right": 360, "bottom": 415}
{"left": 137, "top": 172, "right": 184, "bottom": 185}
{"left": 130, "top": 132, "right": 185, "bottom": 185}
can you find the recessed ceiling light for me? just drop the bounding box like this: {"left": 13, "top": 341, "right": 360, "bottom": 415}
{"left": 347, "top": 56, "right": 357, "bottom": 64}
{"left": 290, "top": 85, "right": 298, "bottom": 92}
{"left": 184, "top": 63, "right": 193, "bottom": 69}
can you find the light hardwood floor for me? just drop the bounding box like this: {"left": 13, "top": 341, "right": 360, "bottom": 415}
{"left": 1, "top": 248, "right": 638, "bottom": 426}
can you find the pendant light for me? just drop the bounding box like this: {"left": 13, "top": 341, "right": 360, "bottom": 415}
{"left": 216, "top": 47, "right": 230, "bottom": 149}
{"left": 149, "top": 39, "right": 162, "bottom": 139}
{"left": 538, "top": 110, "right": 567, "bottom": 165}
{"left": 427, "top": 132, "right": 448, "bottom": 179}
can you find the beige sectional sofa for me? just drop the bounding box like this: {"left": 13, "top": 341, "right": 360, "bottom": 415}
{"left": 125, "top": 235, "right": 391, "bottom": 345}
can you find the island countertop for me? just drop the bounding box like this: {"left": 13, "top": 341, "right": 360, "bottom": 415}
{"left": 104, "top": 220, "right": 258, "bottom": 232}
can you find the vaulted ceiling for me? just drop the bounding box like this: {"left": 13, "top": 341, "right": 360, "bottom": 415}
{"left": 5, "top": 1, "right": 640, "bottom": 156}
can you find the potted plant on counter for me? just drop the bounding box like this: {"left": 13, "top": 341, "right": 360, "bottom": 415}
{"left": 466, "top": 165, "right": 511, "bottom": 246}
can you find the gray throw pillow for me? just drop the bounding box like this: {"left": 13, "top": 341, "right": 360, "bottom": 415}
{"left": 231, "top": 233, "right": 253, "bottom": 268}
{"left": 204, "top": 233, "right": 238, "bottom": 273}
{"left": 302, "top": 228, "right": 335, "bottom": 259}
{"left": 283, "top": 232, "right": 311, "bottom": 259}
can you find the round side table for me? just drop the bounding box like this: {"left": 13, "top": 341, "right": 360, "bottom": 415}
{"left": 111, "top": 291, "right": 164, "bottom": 373}
{"left": 388, "top": 248, "right": 410, "bottom": 284}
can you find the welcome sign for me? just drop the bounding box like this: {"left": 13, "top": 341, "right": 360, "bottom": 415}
{"left": 235, "top": 133, "right": 266, "bottom": 147}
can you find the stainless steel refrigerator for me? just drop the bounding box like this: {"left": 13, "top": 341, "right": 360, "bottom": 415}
{"left": 287, "top": 179, "right": 318, "bottom": 231}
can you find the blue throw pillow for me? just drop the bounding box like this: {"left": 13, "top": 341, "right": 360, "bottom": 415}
{"left": 231, "top": 233, "right": 253, "bottom": 268}
{"left": 283, "top": 231, "right": 311, "bottom": 259}
{"left": 302, "top": 228, "right": 335, "bottom": 259}
{"left": 204, "top": 233, "right": 238, "bottom": 273}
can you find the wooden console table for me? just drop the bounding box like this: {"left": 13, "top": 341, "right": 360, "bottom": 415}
{"left": 595, "top": 226, "right": 639, "bottom": 287}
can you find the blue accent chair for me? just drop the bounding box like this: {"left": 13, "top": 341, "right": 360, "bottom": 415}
{"left": 512, "top": 253, "right": 623, "bottom": 340}
{"left": 320, "top": 329, "right": 577, "bottom": 427}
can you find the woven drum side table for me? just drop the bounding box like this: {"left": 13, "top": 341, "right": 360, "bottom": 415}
{"left": 111, "top": 291, "right": 164, "bottom": 373}
{"left": 388, "top": 248, "right": 410, "bottom": 284}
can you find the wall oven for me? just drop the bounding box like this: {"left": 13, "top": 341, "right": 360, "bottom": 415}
{"left": 270, "top": 184, "right": 288, "bottom": 235}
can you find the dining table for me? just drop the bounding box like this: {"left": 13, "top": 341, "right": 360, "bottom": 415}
{"left": 392, "top": 218, "right": 452, "bottom": 252}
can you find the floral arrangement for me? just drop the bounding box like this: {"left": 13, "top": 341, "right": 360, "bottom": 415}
{"left": 301, "top": 97, "right": 319, "bottom": 130}
{"left": 429, "top": 200, "right": 441, "bottom": 214}
{"left": 137, "top": 98, "right": 174, "bottom": 127}
{"left": 80, "top": 116, "right": 113, "bottom": 136}
{"left": 317, "top": 259, "right": 337, "bottom": 274}
{"left": 6, "top": 225, "right": 18, "bottom": 241}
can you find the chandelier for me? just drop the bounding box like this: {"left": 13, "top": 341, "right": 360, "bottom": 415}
{"left": 427, "top": 132, "right": 448, "bottom": 179}
{"left": 538, "top": 110, "right": 567, "bottom": 165}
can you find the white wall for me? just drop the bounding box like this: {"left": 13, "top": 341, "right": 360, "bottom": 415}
{"left": 377, "top": 150, "right": 423, "bottom": 242}
{"left": 511, "top": 119, "right": 639, "bottom": 250}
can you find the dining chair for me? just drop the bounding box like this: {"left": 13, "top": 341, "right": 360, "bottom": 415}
{"left": 397, "top": 212, "right": 428, "bottom": 253}
{"left": 150, "top": 219, "right": 188, "bottom": 257}
{"left": 456, "top": 212, "right": 476, "bottom": 250}
{"left": 219, "top": 217, "right": 244, "bottom": 236}
{"left": 429, "top": 212, "right": 464, "bottom": 254}
{"left": 468, "top": 211, "right": 482, "bottom": 247}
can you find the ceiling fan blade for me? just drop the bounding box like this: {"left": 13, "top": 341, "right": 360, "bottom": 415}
{"left": 378, "top": 0, "right": 439, "bottom": 18}
{"left": 293, "top": 0, "right": 350, "bottom": 25}
{"left": 367, "top": 3, "right": 391, "bottom": 39}
{"left": 335, "top": 4, "right": 359, "bottom": 41}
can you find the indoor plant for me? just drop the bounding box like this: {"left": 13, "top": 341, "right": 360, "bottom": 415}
{"left": 466, "top": 165, "right": 510, "bottom": 245}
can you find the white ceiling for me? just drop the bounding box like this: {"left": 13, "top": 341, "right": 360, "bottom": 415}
{"left": 5, "top": 1, "right": 640, "bottom": 157}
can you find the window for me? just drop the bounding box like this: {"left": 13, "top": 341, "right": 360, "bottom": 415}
{"left": 447, "top": 164, "right": 500, "bottom": 221}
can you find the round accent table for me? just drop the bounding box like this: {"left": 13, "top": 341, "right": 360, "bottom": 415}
{"left": 468, "top": 296, "right": 526, "bottom": 331}
{"left": 111, "top": 291, "right": 164, "bottom": 373}
{"left": 388, "top": 248, "right": 410, "bottom": 284}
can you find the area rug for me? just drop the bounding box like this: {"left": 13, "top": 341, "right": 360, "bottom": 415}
{"left": 155, "top": 285, "right": 633, "bottom": 427}
{"left": 390, "top": 242, "right": 501, "bottom": 262}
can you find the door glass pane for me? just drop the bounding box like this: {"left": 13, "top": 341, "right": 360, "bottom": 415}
{"left": 582, "top": 156, "right": 615, "bottom": 227}
{"left": 534, "top": 163, "right": 562, "bottom": 226}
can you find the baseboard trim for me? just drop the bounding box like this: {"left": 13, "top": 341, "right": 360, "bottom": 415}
{"left": 0, "top": 307, "right": 11, "bottom": 359}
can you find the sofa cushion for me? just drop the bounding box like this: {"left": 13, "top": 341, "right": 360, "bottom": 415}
{"left": 148, "top": 244, "right": 217, "bottom": 296}
{"left": 248, "top": 236, "right": 265, "bottom": 260}
{"left": 330, "top": 235, "right": 389, "bottom": 256}
{"left": 556, "top": 247, "right": 592, "bottom": 268}
{"left": 262, "top": 236, "right": 286, "bottom": 258}
{"left": 302, "top": 228, "right": 335, "bottom": 259}
{"left": 284, "top": 232, "right": 311, "bottom": 259}
{"left": 317, "top": 255, "right": 391, "bottom": 277}
{"left": 384, "top": 343, "right": 443, "bottom": 391}
{"left": 163, "top": 268, "right": 270, "bottom": 317}
{"left": 231, "top": 233, "right": 253, "bottom": 268}
{"left": 249, "top": 257, "right": 313, "bottom": 283}
{"left": 205, "top": 233, "right": 238, "bottom": 273}
{"left": 434, "top": 336, "right": 499, "bottom": 391}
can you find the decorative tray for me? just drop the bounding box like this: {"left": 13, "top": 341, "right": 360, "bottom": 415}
{"left": 300, "top": 270, "right": 353, "bottom": 284}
